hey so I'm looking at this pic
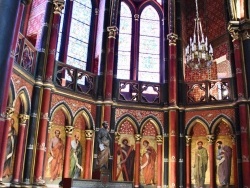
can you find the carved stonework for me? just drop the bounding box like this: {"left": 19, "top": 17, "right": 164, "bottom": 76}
{"left": 114, "top": 132, "right": 120, "bottom": 142}
{"left": 206, "top": 134, "right": 215, "bottom": 144}
{"left": 107, "top": 26, "right": 118, "bottom": 39}
{"left": 65, "top": 125, "right": 74, "bottom": 136}
{"left": 228, "top": 22, "right": 240, "bottom": 42}
{"left": 243, "top": 30, "right": 250, "bottom": 41}
{"left": 95, "top": 8, "right": 99, "bottom": 15}
{"left": 85, "top": 130, "right": 94, "bottom": 140}
{"left": 230, "top": 134, "right": 236, "bottom": 144}
{"left": 6, "top": 107, "right": 14, "bottom": 119}
{"left": 19, "top": 114, "right": 30, "bottom": 124}
{"left": 167, "top": 33, "right": 178, "bottom": 45}
{"left": 53, "top": 0, "right": 65, "bottom": 15}
{"left": 48, "top": 121, "right": 53, "bottom": 132}
{"left": 156, "top": 135, "right": 163, "bottom": 144}
{"left": 134, "top": 14, "right": 139, "bottom": 21}
{"left": 37, "top": 143, "right": 46, "bottom": 151}
{"left": 185, "top": 136, "right": 192, "bottom": 146}
{"left": 135, "top": 134, "right": 142, "bottom": 142}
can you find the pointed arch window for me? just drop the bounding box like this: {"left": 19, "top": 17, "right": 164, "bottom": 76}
{"left": 117, "top": 2, "right": 132, "bottom": 80}
{"left": 117, "top": 2, "right": 161, "bottom": 83}
{"left": 139, "top": 6, "right": 160, "bottom": 83}
{"left": 56, "top": 0, "right": 92, "bottom": 71}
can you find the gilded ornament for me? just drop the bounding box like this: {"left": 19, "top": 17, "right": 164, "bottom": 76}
{"left": 85, "top": 130, "right": 94, "bottom": 139}
{"left": 65, "top": 125, "right": 74, "bottom": 136}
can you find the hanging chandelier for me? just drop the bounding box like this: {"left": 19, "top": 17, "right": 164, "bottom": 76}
{"left": 185, "top": 0, "right": 213, "bottom": 70}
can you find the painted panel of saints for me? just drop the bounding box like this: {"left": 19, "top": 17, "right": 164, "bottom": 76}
{"left": 116, "top": 137, "right": 135, "bottom": 181}
{"left": 140, "top": 138, "right": 157, "bottom": 186}
{"left": 70, "top": 131, "right": 84, "bottom": 178}
{"left": 191, "top": 139, "right": 209, "bottom": 188}
{"left": 45, "top": 126, "right": 65, "bottom": 183}
{"left": 215, "top": 137, "right": 234, "bottom": 187}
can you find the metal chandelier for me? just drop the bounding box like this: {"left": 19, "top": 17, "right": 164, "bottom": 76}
{"left": 185, "top": 0, "right": 213, "bottom": 70}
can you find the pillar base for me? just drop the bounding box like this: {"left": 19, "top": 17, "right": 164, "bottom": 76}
{"left": 0, "top": 182, "right": 6, "bottom": 187}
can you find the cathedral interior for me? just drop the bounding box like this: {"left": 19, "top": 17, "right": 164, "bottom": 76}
{"left": 0, "top": 0, "right": 250, "bottom": 188}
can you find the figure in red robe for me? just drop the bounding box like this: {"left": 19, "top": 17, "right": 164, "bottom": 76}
{"left": 48, "top": 130, "right": 64, "bottom": 181}
{"left": 140, "top": 140, "right": 157, "bottom": 185}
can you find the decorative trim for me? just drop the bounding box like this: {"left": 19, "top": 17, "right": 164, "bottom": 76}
{"left": 185, "top": 136, "right": 192, "bottom": 146}
{"left": 107, "top": 26, "right": 118, "bottom": 39}
{"left": 19, "top": 114, "right": 30, "bottom": 124}
{"left": 53, "top": 0, "right": 65, "bottom": 15}
{"left": 167, "top": 33, "right": 178, "bottom": 45}
{"left": 156, "top": 135, "right": 163, "bottom": 143}
{"left": 65, "top": 125, "right": 74, "bottom": 136}
{"left": 135, "top": 134, "right": 142, "bottom": 142}
{"left": 115, "top": 132, "right": 120, "bottom": 142}
{"left": 228, "top": 21, "right": 240, "bottom": 42}
{"left": 206, "top": 134, "right": 215, "bottom": 144}
{"left": 134, "top": 14, "right": 139, "bottom": 21}
{"left": 85, "top": 130, "right": 94, "bottom": 140}
{"left": 242, "top": 30, "right": 250, "bottom": 41}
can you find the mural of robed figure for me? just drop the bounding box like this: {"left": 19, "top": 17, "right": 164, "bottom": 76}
{"left": 216, "top": 141, "right": 232, "bottom": 186}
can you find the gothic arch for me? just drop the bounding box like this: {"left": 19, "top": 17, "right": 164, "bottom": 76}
{"left": 140, "top": 116, "right": 163, "bottom": 135}
{"left": 73, "top": 108, "right": 95, "bottom": 130}
{"left": 116, "top": 114, "right": 139, "bottom": 134}
{"left": 50, "top": 102, "right": 73, "bottom": 125}
{"left": 14, "top": 87, "right": 31, "bottom": 114}
{"left": 210, "top": 115, "right": 235, "bottom": 135}
{"left": 185, "top": 116, "right": 210, "bottom": 135}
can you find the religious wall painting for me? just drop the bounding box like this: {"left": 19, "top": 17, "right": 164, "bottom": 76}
{"left": 140, "top": 120, "right": 158, "bottom": 186}
{"left": 214, "top": 120, "right": 234, "bottom": 187}
{"left": 2, "top": 115, "right": 18, "bottom": 182}
{"left": 190, "top": 122, "right": 210, "bottom": 187}
{"left": 45, "top": 125, "right": 66, "bottom": 183}
{"left": 45, "top": 107, "right": 69, "bottom": 184}
{"left": 70, "top": 128, "right": 85, "bottom": 179}
{"left": 115, "top": 119, "right": 136, "bottom": 182}
{"left": 70, "top": 112, "right": 87, "bottom": 179}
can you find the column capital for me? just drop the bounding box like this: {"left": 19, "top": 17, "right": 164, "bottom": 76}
{"left": 65, "top": 125, "right": 74, "bottom": 136}
{"left": 21, "top": 0, "right": 32, "bottom": 5}
{"left": 242, "top": 30, "right": 250, "bottom": 41}
{"left": 107, "top": 26, "right": 118, "bottom": 39}
{"left": 53, "top": 0, "right": 65, "bottom": 15}
{"left": 167, "top": 33, "right": 178, "bottom": 46}
{"left": 135, "top": 134, "right": 142, "bottom": 142}
{"left": 230, "top": 134, "right": 236, "bottom": 144}
{"left": 228, "top": 21, "right": 240, "bottom": 42}
{"left": 156, "top": 135, "right": 163, "bottom": 144}
{"left": 48, "top": 121, "right": 53, "bottom": 132}
{"left": 5, "top": 107, "right": 15, "bottom": 119}
{"left": 206, "top": 134, "right": 215, "bottom": 144}
{"left": 134, "top": 14, "right": 139, "bottom": 21}
{"left": 185, "top": 135, "right": 192, "bottom": 146}
{"left": 85, "top": 130, "right": 94, "bottom": 140}
{"left": 114, "top": 132, "right": 121, "bottom": 142}
{"left": 19, "top": 114, "right": 29, "bottom": 124}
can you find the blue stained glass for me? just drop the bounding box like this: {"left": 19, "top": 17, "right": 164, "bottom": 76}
{"left": 117, "top": 2, "right": 132, "bottom": 80}
{"left": 139, "top": 5, "right": 160, "bottom": 82}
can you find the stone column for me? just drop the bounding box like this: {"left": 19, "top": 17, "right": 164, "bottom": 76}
{"left": 207, "top": 134, "right": 215, "bottom": 188}
{"left": 33, "top": 0, "right": 65, "bottom": 185}
{"left": 231, "top": 135, "right": 238, "bottom": 187}
{"left": 112, "top": 132, "right": 120, "bottom": 181}
{"left": 84, "top": 130, "right": 94, "bottom": 179}
{"left": 63, "top": 125, "right": 73, "bottom": 178}
{"left": 156, "top": 135, "right": 163, "bottom": 188}
{"left": 168, "top": 110, "right": 178, "bottom": 187}
{"left": 185, "top": 136, "right": 192, "bottom": 188}
{"left": 0, "top": 107, "right": 14, "bottom": 185}
{"left": 134, "top": 134, "right": 141, "bottom": 188}
{"left": 12, "top": 114, "right": 29, "bottom": 185}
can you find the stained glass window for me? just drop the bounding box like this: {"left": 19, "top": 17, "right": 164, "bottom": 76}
{"left": 117, "top": 2, "right": 132, "bottom": 80}
{"left": 139, "top": 5, "right": 160, "bottom": 82}
{"left": 56, "top": 0, "right": 92, "bottom": 70}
